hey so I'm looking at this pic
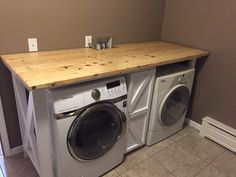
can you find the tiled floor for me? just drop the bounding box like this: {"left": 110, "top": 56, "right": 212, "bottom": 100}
{"left": 0, "top": 126, "right": 235, "bottom": 177}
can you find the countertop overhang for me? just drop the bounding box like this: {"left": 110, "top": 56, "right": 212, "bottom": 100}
{"left": 1, "top": 41, "right": 209, "bottom": 90}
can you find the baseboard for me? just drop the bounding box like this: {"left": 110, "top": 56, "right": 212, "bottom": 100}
{"left": 200, "top": 116, "right": 236, "bottom": 153}
{"left": 8, "top": 145, "right": 23, "bottom": 157}
{"left": 185, "top": 118, "right": 201, "bottom": 130}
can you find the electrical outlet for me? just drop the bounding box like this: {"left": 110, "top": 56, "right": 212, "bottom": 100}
{"left": 85, "top": 36, "right": 92, "bottom": 48}
{"left": 28, "top": 38, "right": 38, "bottom": 52}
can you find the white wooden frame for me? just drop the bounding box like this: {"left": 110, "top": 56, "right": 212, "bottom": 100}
{"left": 126, "top": 69, "right": 156, "bottom": 152}
{"left": 0, "top": 96, "right": 24, "bottom": 157}
{"left": 12, "top": 74, "right": 54, "bottom": 177}
{"left": 0, "top": 96, "right": 11, "bottom": 156}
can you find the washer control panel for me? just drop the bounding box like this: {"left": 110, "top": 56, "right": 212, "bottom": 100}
{"left": 105, "top": 79, "right": 126, "bottom": 97}
{"left": 157, "top": 68, "right": 195, "bottom": 93}
{"left": 51, "top": 76, "right": 127, "bottom": 114}
{"left": 86, "top": 77, "right": 127, "bottom": 102}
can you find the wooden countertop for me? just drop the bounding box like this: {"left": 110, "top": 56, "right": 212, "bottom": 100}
{"left": 1, "top": 41, "right": 209, "bottom": 90}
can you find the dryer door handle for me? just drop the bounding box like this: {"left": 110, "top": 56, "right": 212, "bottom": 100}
{"left": 56, "top": 109, "right": 82, "bottom": 119}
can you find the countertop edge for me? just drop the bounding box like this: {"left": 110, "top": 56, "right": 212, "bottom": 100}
{"left": 0, "top": 41, "right": 209, "bottom": 91}
{"left": 28, "top": 54, "right": 208, "bottom": 90}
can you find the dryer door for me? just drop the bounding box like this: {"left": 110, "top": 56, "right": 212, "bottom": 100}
{"left": 67, "top": 102, "right": 126, "bottom": 161}
{"left": 158, "top": 84, "right": 190, "bottom": 126}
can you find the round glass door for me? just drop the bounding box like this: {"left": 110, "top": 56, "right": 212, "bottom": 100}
{"left": 67, "top": 103, "right": 125, "bottom": 161}
{"left": 159, "top": 84, "right": 190, "bottom": 126}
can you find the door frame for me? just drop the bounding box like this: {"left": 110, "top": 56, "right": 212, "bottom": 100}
{"left": 0, "top": 96, "right": 11, "bottom": 156}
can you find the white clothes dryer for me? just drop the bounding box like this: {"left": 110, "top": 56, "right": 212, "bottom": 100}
{"left": 146, "top": 68, "right": 195, "bottom": 146}
{"left": 48, "top": 76, "right": 127, "bottom": 177}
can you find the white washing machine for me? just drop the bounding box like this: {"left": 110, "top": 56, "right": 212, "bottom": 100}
{"left": 48, "top": 76, "right": 127, "bottom": 177}
{"left": 146, "top": 68, "right": 195, "bottom": 146}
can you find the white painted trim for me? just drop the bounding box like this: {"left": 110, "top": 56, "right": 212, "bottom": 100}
{"left": 12, "top": 75, "right": 43, "bottom": 175}
{"left": 200, "top": 116, "right": 236, "bottom": 153}
{"left": 9, "top": 145, "right": 23, "bottom": 156}
{"left": 185, "top": 118, "right": 201, "bottom": 130}
{"left": 202, "top": 116, "right": 236, "bottom": 136}
{"left": 0, "top": 96, "right": 11, "bottom": 157}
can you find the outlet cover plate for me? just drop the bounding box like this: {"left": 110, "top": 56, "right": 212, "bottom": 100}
{"left": 85, "top": 36, "right": 92, "bottom": 48}
{"left": 28, "top": 38, "right": 38, "bottom": 52}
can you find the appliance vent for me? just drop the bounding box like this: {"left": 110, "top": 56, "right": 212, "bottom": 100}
{"left": 200, "top": 117, "right": 236, "bottom": 153}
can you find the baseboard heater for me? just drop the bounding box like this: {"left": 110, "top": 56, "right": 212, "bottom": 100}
{"left": 200, "top": 117, "right": 236, "bottom": 153}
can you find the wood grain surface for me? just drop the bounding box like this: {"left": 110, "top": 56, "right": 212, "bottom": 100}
{"left": 1, "top": 41, "right": 209, "bottom": 90}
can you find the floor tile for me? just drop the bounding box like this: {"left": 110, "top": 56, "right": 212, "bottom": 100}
{"left": 0, "top": 153, "right": 39, "bottom": 177}
{"left": 115, "top": 148, "right": 149, "bottom": 175}
{"left": 195, "top": 165, "right": 228, "bottom": 177}
{"left": 211, "top": 150, "right": 236, "bottom": 177}
{"left": 1, "top": 127, "right": 235, "bottom": 177}
{"left": 0, "top": 157, "right": 17, "bottom": 177}
{"left": 176, "top": 131, "right": 226, "bottom": 163}
{"left": 102, "top": 169, "right": 119, "bottom": 177}
{"left": 169, "top": 125, "right": 197, "bottom": 142}
{"left": 153, "top": 143, "right": 207, "bottom": 177}
{"left": 143, "top": 139, "right": 174, "bottom": 157}
{"left": 121, "top": 158, "right": 175, "bottom": 177}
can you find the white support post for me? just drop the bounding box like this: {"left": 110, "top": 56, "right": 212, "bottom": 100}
{"left": 31, "top": 90, "right": 54, "bottom": 177}
{"left": 12, "top": 74, "right": 28, "bottom": 153}
{"left": 12, "top": 74, "right": 54, "bottom": 177}
{"left": 189, "top": 58, "right": 197, "bottom": 68}
{"left": 0, "top": 97, "right": 11, "bottom": 157}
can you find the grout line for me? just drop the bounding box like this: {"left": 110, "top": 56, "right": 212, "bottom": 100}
{"left": 154, "top": 157, "right": 178, "bottom": 177}
{"left": 149, "top": 141, "right": 176, "bottom": 160}
{"left": 209, "top": 148, "right": 226, "bottom": 165}
{"left": 175, "top": 142, "right": 211, "bottom": 165}
{"left": 155, "top": 141, "right": 210, "bottom": 177}
{"left": 117, "top": 140, "right": 177, "bottom": 176}
{"left": 115, "top": 150, "right": 151, "bottom": 176}
{"left": 173, "top": 131, "right": 230, "bottom": 177}
{"left": 174, "top": 130, "right": 224, "bottom": 166}
{"left": 148, "top": 142, "right": 179, "bottom": 177}
{"left": 205, "top": 150, "right": 230, "bottom": 177}
{"left": 147, "top": 130, "right": 211, "bottom": 177}
{"left": 115, "top": 156, "right": 151, "bottom": 176}
{"left": 147, "top": 127, "right": 197, "bottom": 159}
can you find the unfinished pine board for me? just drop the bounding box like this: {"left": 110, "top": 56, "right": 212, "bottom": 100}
{"left": 1, "top": 41, "right": 208, "bottom": 90}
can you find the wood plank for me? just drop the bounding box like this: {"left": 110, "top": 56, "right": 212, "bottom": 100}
{"left": 0, "top": 41, "right": 209, "bottom": 90}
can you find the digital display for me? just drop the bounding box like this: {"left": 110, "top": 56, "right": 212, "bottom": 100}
{"left": 106, "top": 80, "right": 120, "bottom": 89}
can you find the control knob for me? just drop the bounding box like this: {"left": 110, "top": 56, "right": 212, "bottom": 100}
{"left": 91, "top": 89, "right": 101, "bottom": 100}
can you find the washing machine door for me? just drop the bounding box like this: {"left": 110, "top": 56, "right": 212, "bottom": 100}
{"left": 67, "top": 102, "right": 126, "bottom": 161}
{"left": 158, "top": 84, "right": 190, "bottom": 126}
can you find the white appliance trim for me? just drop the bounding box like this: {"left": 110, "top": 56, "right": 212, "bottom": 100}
{"left": 200, "top": 116, "right": 236, "bottom": 153}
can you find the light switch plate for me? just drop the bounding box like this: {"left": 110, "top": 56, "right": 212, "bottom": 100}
{"left": 28, "top": 38, "right": 38, "bottom": 52}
